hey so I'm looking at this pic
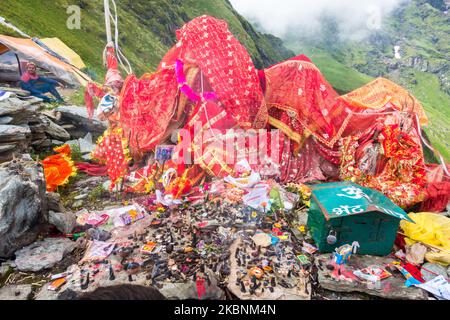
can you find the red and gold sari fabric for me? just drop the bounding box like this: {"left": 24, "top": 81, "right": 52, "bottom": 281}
{"left": 264, "top": 57, "right": 351, "bottom": 149}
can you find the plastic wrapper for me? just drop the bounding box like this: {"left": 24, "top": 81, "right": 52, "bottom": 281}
{"left": 405, "top": 243, "right": 428, "bottom": 265}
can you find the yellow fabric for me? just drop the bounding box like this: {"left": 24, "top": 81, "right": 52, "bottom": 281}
{"left": 401, "top": 212, "right": 450, "bottom": 251}
{"left": 425, "top": 252, "right": 450, "bottom": 266}
{"left": 340, "top": 77, "right": 429, "bottom": 126}
{"left": 41, "top": 37, "right": 86, "bottom": 69}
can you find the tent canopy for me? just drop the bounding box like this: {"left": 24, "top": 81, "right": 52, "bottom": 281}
{"left": 40, "top": 37, "right": 86, "bottom": 69}
{"left": 0, "top": 34, "right": 91, "bottom": 87}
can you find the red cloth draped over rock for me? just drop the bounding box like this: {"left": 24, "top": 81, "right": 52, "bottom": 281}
{"left": 119, "top": 69, "right": 179, "bottom": 153}
{"left": 264, "top": 57, "right": 351, "bottom": 149}
{"left": 175, "top": 15, "right": 267, "bottom": 129}
{"left": 118, "top": 16, "right": 268, "bottom": 155}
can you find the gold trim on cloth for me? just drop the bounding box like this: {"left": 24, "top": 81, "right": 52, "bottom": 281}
{"left": 340, "top": 77, "right": 429, "bottom": 126}
{"left": 268, "top": 116, "right": 302, "bottom": 144}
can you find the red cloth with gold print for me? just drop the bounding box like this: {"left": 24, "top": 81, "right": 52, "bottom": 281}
{"left": 339, "top": 116, "right": 427, "bottom": 208}
{"left": 92, "top": 127, "right": 131, "bottom": 188}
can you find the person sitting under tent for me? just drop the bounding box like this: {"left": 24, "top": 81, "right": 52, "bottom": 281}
{"left": 19, "top": 62, "right": 65, "bottom": 103}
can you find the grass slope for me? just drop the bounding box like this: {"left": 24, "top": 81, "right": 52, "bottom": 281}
{"left": 1, "top": 0, "right": 293, "bottom": 78}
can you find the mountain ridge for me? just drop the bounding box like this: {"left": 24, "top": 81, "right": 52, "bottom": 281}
{"left": 284, "top": 0, "right": 450, "bottom": 160}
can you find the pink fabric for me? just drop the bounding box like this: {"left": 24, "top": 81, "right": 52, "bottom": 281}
{"left": 21, "top": 72, "right": 39, "bottom": 83}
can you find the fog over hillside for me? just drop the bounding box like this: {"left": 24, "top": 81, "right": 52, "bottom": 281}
{"left": 230, "top": 0, "right": 410, "bottom": 41}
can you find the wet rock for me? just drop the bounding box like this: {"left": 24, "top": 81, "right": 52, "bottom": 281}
{"left": 49, "top": 211, "right": 77, "bottom": 234}
{"left": 0, "top": 284, "right": 32, "bottom": 300}
{"left": 0, "top": 161, "right": 48, "bottom": 258}
{"left": 315, "top": 254, "right": 428, "bottom": 300}
{"left": 15, "top": 238, "right": 76, "bottom": 272}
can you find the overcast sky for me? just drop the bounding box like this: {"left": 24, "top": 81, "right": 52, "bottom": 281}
{"left": 229, "top": 0, "right": 408, "bottom": 40}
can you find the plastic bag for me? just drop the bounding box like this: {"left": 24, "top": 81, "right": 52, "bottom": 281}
{"left": 400, "top": 212, "right": 450, "bottom": 251}
{"left": 405, "top": 243, "right": 428, "bottom": 265}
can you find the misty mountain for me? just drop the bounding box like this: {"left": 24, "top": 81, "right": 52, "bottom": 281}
{"left": 284, "top": 0, "right": 450, "bottom": 160}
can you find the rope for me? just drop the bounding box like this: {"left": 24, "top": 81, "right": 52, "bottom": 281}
{"left": 0, "top": 16, "right": 31, "bottom": 38}
{"left": 104, "top": 0, "right": 133, "bottom": 74}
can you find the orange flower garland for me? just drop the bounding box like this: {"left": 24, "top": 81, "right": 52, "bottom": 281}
{"left": 42, "top": 144, "right": 77, "bottom": 192}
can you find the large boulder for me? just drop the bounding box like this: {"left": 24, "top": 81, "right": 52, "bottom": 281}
{"left": 0, "top": 160, "right": 48, "bottom": 259}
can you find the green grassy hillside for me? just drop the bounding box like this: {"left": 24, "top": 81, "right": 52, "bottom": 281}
{"left": 0, "top": 0, "right": 294, "bottom": 77}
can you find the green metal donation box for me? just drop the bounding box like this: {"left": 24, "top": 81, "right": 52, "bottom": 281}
{"left": 307, "top": 182, "right": 414, "bottom": 256}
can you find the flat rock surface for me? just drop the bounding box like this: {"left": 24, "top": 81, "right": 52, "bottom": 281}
{"left": 0, "top": 284, "right": 32, "bottom": 300}
{"left": 55, "top": 106, "right": 106, "bottom": 135}
{"left": 315, "top": 254, "right": 429, "bottom": 300}
{"left": 0, "top": 124, "right": 31, "bottom": 137}
{"left": 15, "top": 238, "right": 76, "bottom": 272}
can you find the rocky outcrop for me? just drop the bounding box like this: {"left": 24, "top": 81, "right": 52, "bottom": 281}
{"left": 0, "top": 160, "right": 48, "bottom": 259}
{"left": 54, "top": 106, "right": 107, "bottom": 140}
{"left": 315, "top": 254, "right": 429, "bottom": 300}
{"left": 0, "top": 95, "right": 71, "bottom": 162}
